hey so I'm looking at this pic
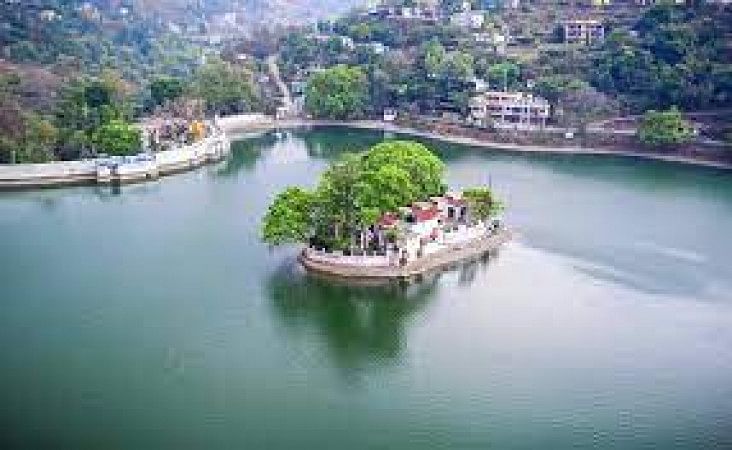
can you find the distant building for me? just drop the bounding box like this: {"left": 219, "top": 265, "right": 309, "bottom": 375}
{"left": 366, "top": 42, "right": 387, "bottom": 55}
{"left": 39, "top": 9, "right": 60, "bottom": 21}
{"left": 635, "top": 0, "right": 687, "bottom": 4}
{"left": 340, "top": 36, "right": 355, "bottom": 50}
{"left": 562, "top": 19, "right": 605, "bottom": 45}
{"left": 468, "top": 77, "right": 490, "bottom": 93}
{"left": 383, "top": 108, "right": 397, "bottom": 122}
{"left": 374, "top": 0, "right": 441, "bottom": 21}
{"left": 469, "top": 91, "right": 550, "bottom": 129}
{"left": 450, "top": 11, "right": 485, "bottom": 30}
{"left": 473, "top": 31, "right": 507, "bottom": 55}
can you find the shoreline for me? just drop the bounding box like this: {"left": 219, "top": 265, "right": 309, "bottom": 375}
{"left": 2, "top": 114, "right": 728, "bottom": 191}
{"left": 298, "top": 228, "right": 512, "bottom": 281}
{"left": 0, "top": 129, "right": 235, "bottom": 190}
{"left": 267, "top": 119, "right": 732, "bottom": 171}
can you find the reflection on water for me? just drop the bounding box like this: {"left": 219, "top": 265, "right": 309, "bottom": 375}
{"left": 1, "top": 126, "right": 730, "bottom": 449}
{"left": 266, "top": 249, "right": 503, "bottom": 383}
{"left": 267, "top": 261, "right": 437, "bottom": 378}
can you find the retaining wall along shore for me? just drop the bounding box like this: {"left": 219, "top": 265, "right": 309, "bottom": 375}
{"left": 299, "top": 228, "right": 512, "bottom": 280}
{"left": 0, "top": 132, "right": 230, "bottom": 189}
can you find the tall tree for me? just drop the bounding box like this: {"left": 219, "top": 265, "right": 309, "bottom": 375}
{"left": 190, "top": 58, "right": 259, "bottom": 115}
{"left": 262, "top": 187, "right": 316, "bottom": 246}
{"left": 304, "top": 65, "right": 368, "bottom": 120}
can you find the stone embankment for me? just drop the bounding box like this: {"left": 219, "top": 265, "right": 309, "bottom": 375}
{"left": 299, "top": 228, "right": 512, "bottom": 281}
{"left": 0, "top": 132, "right": 229, "bottom": 189}
{"left": 0, "top": 114, "right": 274, "bottom": 190}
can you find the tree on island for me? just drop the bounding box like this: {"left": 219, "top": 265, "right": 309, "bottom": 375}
{"left": 304, "top": 65, "right": 368, "bottom": 120}
{"left": 262, "top": 141, "right": 447, "bottom": 251}
{"left": 463, "top": 187, "right": 503, "bottom": 223}
{"left": 637, "top": 107, "right": 693, "bottom": 147}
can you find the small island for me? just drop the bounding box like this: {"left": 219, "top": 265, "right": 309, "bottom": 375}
{"left": 262, "top": 140, "right": 511, "bottom": 280}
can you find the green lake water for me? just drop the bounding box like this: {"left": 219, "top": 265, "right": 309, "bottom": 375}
{"left": 1, "top": 127, "right": 731, "bottom": 449}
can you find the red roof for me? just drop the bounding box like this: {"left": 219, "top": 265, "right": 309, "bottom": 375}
{"left": 378, "top": 212, "right": 400, "bottom": 227}
{"left": 411, "top": 206, "right": 440, "bottom": 222}
{"left": 446, "top": 195, "right": 466, "bottom": 206}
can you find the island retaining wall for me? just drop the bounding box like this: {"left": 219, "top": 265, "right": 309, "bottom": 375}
{"left": 299, "top": 228, "right": 512, "bottom": 280}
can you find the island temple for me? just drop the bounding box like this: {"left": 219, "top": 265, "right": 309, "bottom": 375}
{"left": 302, "top": 191, "right": 507, "bottom": 277}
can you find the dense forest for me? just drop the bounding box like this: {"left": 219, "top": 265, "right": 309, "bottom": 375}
{"left": 280, "top": 3, "right": 731, "bottom": 121}
{"left": 1, "top": 1, "right": 730, "bottom": 163}
{"left": 0, "top": 0, "right": 263, "bottom": 163}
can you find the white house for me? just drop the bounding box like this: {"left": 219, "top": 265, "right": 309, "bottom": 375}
{"left": 451, "top": 11, "right": 485, "bottom": 30}
{"left": 469, "top": 91, "right": 550, "bottom": 129}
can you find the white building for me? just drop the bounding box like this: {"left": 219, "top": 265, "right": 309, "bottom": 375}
{"left": 383, "top": 108, "right": 397, "bottom": 122}
{"left": 450, "top": 11, "right": 485, "bottom": 30}
{"left": 563, "top": 19, "right": 605, "bottom": 45}
{"left": 39, "top": 9, "right": 60, "bottom": 21}
{"left": 469, "top": 91, "right": 550, "bottom": 129}
{"left": 473, "top": 31, "right": 507, "bottom": 55}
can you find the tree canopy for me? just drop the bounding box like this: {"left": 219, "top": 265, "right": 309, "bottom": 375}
{"left": 189, "top": 59, "right": 260, "bottom": 115}
{"left": 463, "top": 187, "right": 503, "bottom": 222}
{"left": 304, "top": 65, "right": 368, "bottom": 120}
{"left": 637, "top": 107, "right": 693, "bottom": 147}
{"left": 91, "top": 120, "right": 141, "bottom": 156}
{"left": 262, "top": 140, "right": 446, "bottom": 250}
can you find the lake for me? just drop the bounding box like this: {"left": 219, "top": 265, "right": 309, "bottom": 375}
{"left": 1, "top": 127, "right": 731, "bottom": 449}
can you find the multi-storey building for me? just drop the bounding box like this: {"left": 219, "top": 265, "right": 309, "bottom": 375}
{"left": 562, "top": 19, "right": 605, "bottom": 45}
{"left": 469, "top": 91, "right": 550, "bottom": 129}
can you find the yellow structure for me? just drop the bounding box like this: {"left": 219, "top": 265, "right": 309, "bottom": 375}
{"left": 189, "top": 121, "right": 206, "bottom": 142}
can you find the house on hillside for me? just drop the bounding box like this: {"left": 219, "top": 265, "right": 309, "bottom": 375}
{"left": 562, "top": 19, "right": 605, "bottom": 45}
{"left": 469, "top": 91, "right": 550, "bottom": 129}
{"left": 450, "top": 10, "right": 485, "bottom": 30}
{"left": 473, "top": 31, "right": 508, "bottom": 55}
{"left": 375, "top": 0, "right": 442, "bottom": 21}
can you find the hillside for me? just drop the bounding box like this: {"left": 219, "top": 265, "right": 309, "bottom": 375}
{"left": 132, "top": 0, "right": 369, "bottom": 24}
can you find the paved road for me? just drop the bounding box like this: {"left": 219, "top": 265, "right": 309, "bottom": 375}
{"left": 266, "top": 55, "right": 293, "bottom": 113}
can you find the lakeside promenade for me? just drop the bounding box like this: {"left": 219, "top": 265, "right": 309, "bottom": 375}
{"left": 0, "top": 115, "right": 271, "bottom": 190}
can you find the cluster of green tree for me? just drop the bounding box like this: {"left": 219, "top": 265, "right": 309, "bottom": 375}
{"left": 0, "top": 1, "right": 266, "bottom": 164}
{"left": 329, "top": 15, "right": 465, "bottom": 50}
{"left": 637, "top": 107, "right": 694, "bottom": 147}
{"left": 33, "top": 70, "right": 139, "bottom": 162}
{"left": 0, "top": 69, "right": 140, "bottom": 163}
{"left": 284, "top": 2, "right": 730, "bottom": 131}
{"left": 304, "top": 65, "right": 368, "bottom": 119}
{"left": 591, "top": 5, "right": 732, "bottom": 112}
{"left": 262, "top": 141, "right": 447, "bottom": 250}
{"left": 1, "top": 56, "right": 261, "bottom": 163}
{"left": 294, "top": 32, "right": 515, "bottom": 117}
{"left": 0, "top": 1, "right": 204, "bottom": 81}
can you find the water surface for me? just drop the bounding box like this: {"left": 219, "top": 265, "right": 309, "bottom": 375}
{"left": 1, "top": 127, "right": 731, "bottom": 449}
